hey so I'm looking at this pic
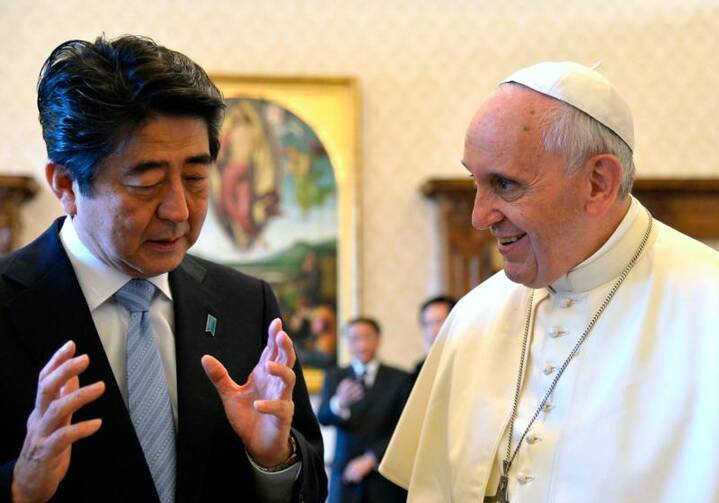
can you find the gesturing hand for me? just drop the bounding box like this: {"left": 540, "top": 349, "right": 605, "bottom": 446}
{"left": 342, "top": 452, "right": 377, "bottom": 483}
{"left": 201, "top": 318, "right": 297, "bottom": 468}
{"left": 335, "top": 378, "right": 365, "bottom": 409}
{"left": 12, "top": 340, "right": 105, "bottom": 503}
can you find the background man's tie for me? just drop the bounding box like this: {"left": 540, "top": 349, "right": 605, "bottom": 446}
{"left": 115, "top": 279, "right": 176, "bottom": 503}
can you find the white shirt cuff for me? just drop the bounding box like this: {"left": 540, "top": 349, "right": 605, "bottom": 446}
{"left": 330, "top": 395, "right": 351, "bottom": 419}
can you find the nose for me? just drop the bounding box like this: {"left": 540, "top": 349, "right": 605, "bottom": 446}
{"left": 157, "top": 176, "right": 190, "bottom": 223}
{"left": 471, "top": 187, "right": 503, "bottom": 230}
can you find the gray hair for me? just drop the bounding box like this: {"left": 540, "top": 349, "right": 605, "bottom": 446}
{"left": 542, "top": 102, "right": 635, "bottom": 198}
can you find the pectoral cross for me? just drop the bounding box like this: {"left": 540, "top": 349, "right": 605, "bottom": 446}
{"left": 483, "top": 474, "right": 509, "bottom": 503}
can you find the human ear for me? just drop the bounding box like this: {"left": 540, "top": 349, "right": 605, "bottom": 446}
{"left": 584, "top": 154, "right": 623, "bottom": 217}
{"left": 46, "top": 162, "right": 78, "bottom": 215}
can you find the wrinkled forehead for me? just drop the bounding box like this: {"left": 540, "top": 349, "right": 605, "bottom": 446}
{"left": 465, "top": 86, "right": 557, "bottom": 154}
{"left": 471, "top": 84, "right": 559, "bottom": 128}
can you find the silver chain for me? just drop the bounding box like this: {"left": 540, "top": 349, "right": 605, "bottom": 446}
{"left": 503, "top": 211, "right": 653, "bottom": 475}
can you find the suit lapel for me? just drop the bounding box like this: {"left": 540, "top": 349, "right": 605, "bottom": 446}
{"left": 170, "top": 257, "right": 225, "bottom": 503}
{"left": 2, "top": 221, "right": 158, "bottom": 500}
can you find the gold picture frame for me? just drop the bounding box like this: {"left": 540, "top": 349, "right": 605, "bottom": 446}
{"left": 209, "top": 75, "right": 361, "bottom": 392}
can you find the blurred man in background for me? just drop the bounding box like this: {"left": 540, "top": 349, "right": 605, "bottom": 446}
{"left": 318, "top": 318, "right": 410, "bottom": 503}
{"left": 413, "top": 295, "right": 455, "bottom": 380}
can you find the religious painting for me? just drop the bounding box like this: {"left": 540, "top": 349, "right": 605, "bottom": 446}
{"left": 191, "top": 76, "right": 359, "bottom": 393}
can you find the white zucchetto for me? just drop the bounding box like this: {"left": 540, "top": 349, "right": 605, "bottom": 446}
{"left": 501, "top": 61, "right": 634, "bottom": 151}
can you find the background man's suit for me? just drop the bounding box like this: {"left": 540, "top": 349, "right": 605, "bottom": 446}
{"left": 0, "top": 220, "right": 327, "bottom": 502}
{"left": 318, "top": 364, "right": 409, "bottom": 503}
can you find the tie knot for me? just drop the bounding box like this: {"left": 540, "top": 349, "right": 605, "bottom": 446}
{"left": 115, "top": 279, "right": 156, "bottom": 313}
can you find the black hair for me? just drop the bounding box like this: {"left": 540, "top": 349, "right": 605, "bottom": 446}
{"left": 419, "top": 295, "right": 457, "bottom": 320}
{"left": 37, "top": 34, "right": 225, "bottom": 195}
{"left": 345, "top": 317, "right": 382, "bottom": 336}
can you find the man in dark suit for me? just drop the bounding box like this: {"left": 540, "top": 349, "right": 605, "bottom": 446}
{"left": 0, "top": 35, "right": 326, "bottom": 503}
{"left": 318, "top": 318, "right": 409, "bottom": 503}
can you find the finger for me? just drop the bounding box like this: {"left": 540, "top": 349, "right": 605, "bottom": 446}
{"left": 265, "top": 319, "right": 281, "bottom": 360}
{"left": 343, "top": 465, "right": 358, "bottom": 483}
{"left": 59, "top": 375, "right": 80, "bottom": 427}
{"left": 268, "top": 318, "right": 282, "bottom": 339}
{"left": 38, "top": 340, "right": 76, "bottom": 381}
{"left": 346, "top": 382, "right": 364, "bottom": 394}
{"left": 349, "top": 387, "right": 365, "bottom": 399}
{"left": 266, "top": 361, "right": 296, "bottom": 399}
{"left": 347, "top": 391, "right": 364, "bottom": 404}
{"left": 40, "top": 381, "right": 105, "bottom": 435}
{"left": 36, "top": 354, "right": 90, "bottom": 414}
{"left": 60, "top": 374, "right": 80, "bottom": 398}
{"left": 275, "top": 331, "right": 296, "bottom": 369}
{"left": 44, "top": 418, "right": 102, "bottom": 459}
{"left": 201, "top": 354, "right": 239, "bottom": 397}
{"left": 337, "top": 378, "right": 353, "bottom": 390}
{"left": 253, "top": 398, "right": 294, "bottom": 418}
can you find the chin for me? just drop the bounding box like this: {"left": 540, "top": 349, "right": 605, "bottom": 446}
{"left": 504, "top": 268, "right": 537, "bottom": 288}
{"left": 131, "top": 258, "right": 184, "bottom": 278}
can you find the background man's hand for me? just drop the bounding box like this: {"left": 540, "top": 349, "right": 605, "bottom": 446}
{"left": 202, "top": 318, "right": 297, "bottom": 468}
{"left": 342, "top": 452, "right": 377, "bottom": 483}
{"left": 335, "top": 378, "right": 364, "bottom": 409}
{"left": 12, "top": 341, "right": 105, "bottom": 503}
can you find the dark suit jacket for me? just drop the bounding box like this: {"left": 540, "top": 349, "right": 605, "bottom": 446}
{"left": 0, "top": 220, "right": 327, "bottom": 503}
{"left": 317, "top": 364, "right": 410, "bottom": 503}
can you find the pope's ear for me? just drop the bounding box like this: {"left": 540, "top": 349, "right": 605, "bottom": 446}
{"left": 46, "top": 162, "right": 78, "bottom": 215}
{"left": 584, "top": 154, "right": 624, "bottom": 217}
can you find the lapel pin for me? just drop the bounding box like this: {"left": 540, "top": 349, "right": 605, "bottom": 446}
{"left": 205, "top": 314, "right": 217, "bottom": 337}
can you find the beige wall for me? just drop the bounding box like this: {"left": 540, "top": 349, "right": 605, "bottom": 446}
{"left": 2, "top": 0, "right": 718, "bottom": 369}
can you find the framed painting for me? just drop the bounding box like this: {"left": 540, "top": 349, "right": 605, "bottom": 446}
{"left": 191, "top": 76, "right": 360, "bottom": 393}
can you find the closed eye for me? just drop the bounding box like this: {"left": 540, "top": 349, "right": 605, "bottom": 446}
{"left": 126, "top": 182, "right": 161, "bottom": 191}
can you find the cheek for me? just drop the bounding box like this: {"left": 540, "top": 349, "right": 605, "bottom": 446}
{"left": 109, "top": 201, "right": 154, "bottom": 246}
{"left": 188, "top": 196, "right": 209, "bottom": 228}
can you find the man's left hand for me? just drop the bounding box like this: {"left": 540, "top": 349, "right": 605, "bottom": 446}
{"left": 342, "top": 452, "right": 377, "bottom": 483}
{"left": 202, "top": 318, "right": 296, "bottom": 468}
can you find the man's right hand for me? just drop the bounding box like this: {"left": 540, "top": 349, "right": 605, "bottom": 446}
{"left": 11, "top": 341, "right": 105, "bottom": 503}
{"left": 335, "top": 377, "right": 364, "bottom": 409}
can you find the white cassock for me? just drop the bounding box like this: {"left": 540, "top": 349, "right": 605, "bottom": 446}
{"left": 379, "top": 197, "right": 719, "bottom": 502}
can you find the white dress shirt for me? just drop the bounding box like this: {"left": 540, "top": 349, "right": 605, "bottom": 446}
{"left": 59, "top": 216, "right": 179, "bottom": 424}
{"left": 58, "top": 216, "right": 299, "bottom": 501}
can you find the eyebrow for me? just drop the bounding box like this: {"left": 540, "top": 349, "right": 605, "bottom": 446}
{"left": 127, "top": 154, "right": 213, "bottom": 175}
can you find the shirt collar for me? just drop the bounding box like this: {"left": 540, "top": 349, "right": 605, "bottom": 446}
{"left": 59, "top": 216, "right": 173, "bottom": 311}
{"left": 547, "top": 196, "right": 653, "bottom": 294}
{"left": 351, "top": 357, "right": 380, "bottom": 380}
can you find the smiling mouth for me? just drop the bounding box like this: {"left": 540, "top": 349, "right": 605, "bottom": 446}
{"left": 497, "top": 234, "right": 526, "bottom": 246}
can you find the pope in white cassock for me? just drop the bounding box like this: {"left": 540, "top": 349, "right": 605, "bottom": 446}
{"left": 379, "top": 61, "right": 719, "bottom": 502}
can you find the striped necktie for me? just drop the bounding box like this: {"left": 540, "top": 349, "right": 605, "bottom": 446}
{"left": 115, "top": 279, "right": 176, "bottom": 503}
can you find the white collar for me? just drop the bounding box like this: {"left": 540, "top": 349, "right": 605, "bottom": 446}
{"left": 351, "top": 358, "right": 380, "bottom": 379}
{"left": 59, "top": 216, "right": 173, "bottom": 311}
{"left": 547, "top": 196, "right": 654, "bottom": 294}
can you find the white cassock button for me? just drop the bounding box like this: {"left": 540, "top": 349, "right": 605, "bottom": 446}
{"left": 526, "top": 433, "right": 541, "bottom": 445}
{"left": 542, "top": 402, "right": 554, "bottom": 413}
{"left": 517, "top": 473, "right": 535, "bottom": 485}
{"left": 561, "top": 298, "right": 574, "bottom": 308}
{"left": 543, "top": 364, "right": 556, "bottom": 375}
{"left": 550, "top": 327, "right": 567, "bottom": 338}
